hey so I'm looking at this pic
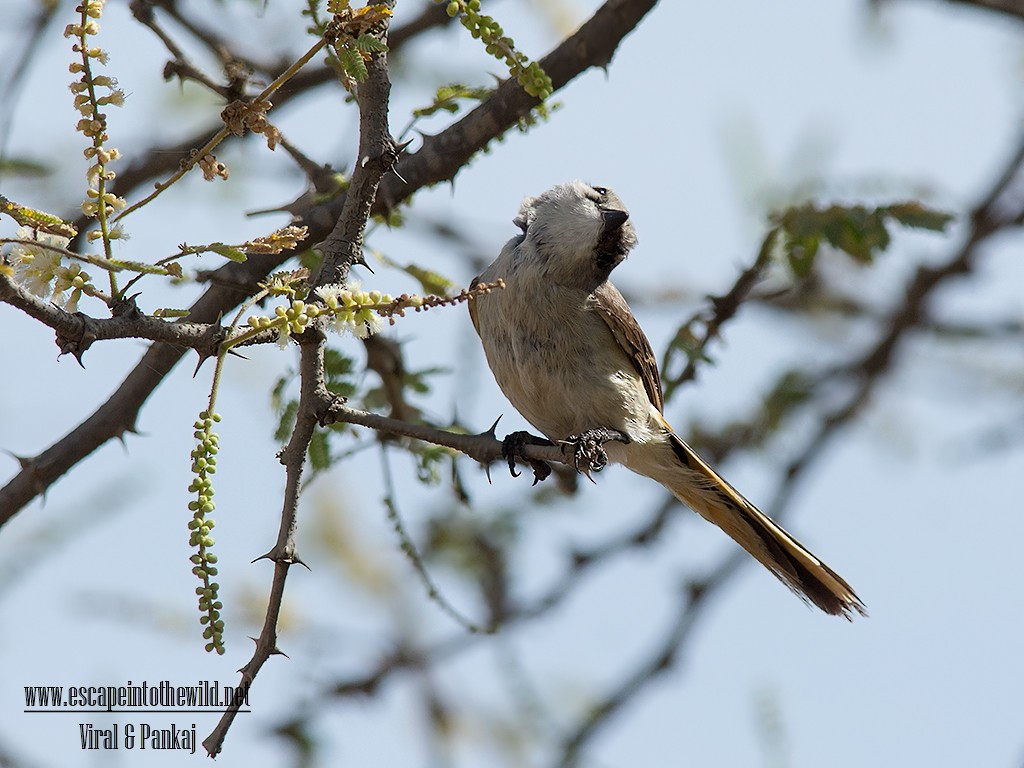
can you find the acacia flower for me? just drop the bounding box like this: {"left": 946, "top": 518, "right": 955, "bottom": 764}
{"left": 315, "top": 283, "right": 386, "bottom": 338}
{"left": 10, "top": 227, "right": 70, "bottom": 298}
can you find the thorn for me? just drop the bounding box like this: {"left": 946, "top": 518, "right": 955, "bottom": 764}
{"left": 192, "top": 349, "right": 216, "bottom": 377}
{"left": 111, "top": 292, "right": 144, "bottom": 319}
{"left": 252, "top": 550, "right": 275, "bottom": 564}
{"left": 121, "top": 272, "right": 145, "bottom": 295}
{"left": 6, "top": 451, "right": 35, "bottom": 471}
{"left": 485, "top": 415, "right": 502, "bottom": 438}
{"left": 292, "top": 552, "right": 310, "bottom": 571}
{"left": 483, "top": 462, "right": 492, "bottom": 484}
{"left": 59, "top": 348, "right": 87, "bottom": 368}
{"left": 269, "top": 646, "right": 290, "bottom": 659}
{"left": 353, "top": 253, "right": 375, "bottom": 274}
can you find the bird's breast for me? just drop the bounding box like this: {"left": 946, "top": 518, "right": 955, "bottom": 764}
{"left": 473, "top": 272, "right": 655, "bottom": 442}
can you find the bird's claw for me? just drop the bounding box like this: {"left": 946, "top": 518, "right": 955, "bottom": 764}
{"left": 561, "top": 427, "right": 630, "bottom": 478}
{"left": 501, "top": 431, "right": 553, "bottom": 485}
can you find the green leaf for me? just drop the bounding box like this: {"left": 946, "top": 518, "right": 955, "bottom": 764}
{"left": 209, "top": 243, "right": 248, "bottom": 262}
{"left": 153, "top": 308, "right": 191, "bottom": 318}
{"left": 274, "top": 399, "right": 299, "bottom": 442}
{"left": 404, "top": 365, "right": 447, "bottom": 395}
{"left": 372, "top": 250, "right": 457, "bottom": 297}
{"left": 774, "top": 200, "right": 952, "bottom": 277}
{"left": 405, "top": 265, "right": 457, "bottom": 297}
{"left": 337, "top": 45, "right": 368, "bottom": 82}
{"left": 760, "top": 371, "right": 814, "bottom": 433}
{"left": 784, "top": 233, "right": 819, "bottom": 278}
{"left": 324, "top": 348, "right": 357, "bottom": 396}
{"left": 882, "top": 202, "right": 955, "bottom": 232}
{"left": 309, "top": 429, "right": 331, "bottom": 471}
{"left": 414, "top": 444, "right": 448, "bottom": 485}
{"left": 353, "top": 34, "right": 387, "bottom": 53}
{"left": 0, "top": 195, "right": 77, "bottom": 238}
{"left": 412, "top": 84, "right": 492, "bottom": 118}
{"left": 0, "top": 157, "right": 51, "bottom": 178}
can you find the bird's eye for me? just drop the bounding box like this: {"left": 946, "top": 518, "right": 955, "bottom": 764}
{"left": 592, "top": 186, "right": 608, "bottom": 196}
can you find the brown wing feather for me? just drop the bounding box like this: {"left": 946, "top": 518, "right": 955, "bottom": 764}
{"left": 467, "top": 276, "right": 481, "bottom": 335}
{"left": 592, "top": 282, "right": 664, "bottom": 413}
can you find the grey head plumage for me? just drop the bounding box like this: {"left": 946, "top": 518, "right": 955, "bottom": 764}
{"left": 511, "top": 181, "right": 637, "bottom": 291}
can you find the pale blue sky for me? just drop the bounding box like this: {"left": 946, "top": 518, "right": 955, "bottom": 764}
{"left": 2, "top": 1, "right": 1023, "bottom": 766}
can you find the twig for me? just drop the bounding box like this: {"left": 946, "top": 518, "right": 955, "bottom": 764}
{"left": 0, "top": 271, "right": 224, "bottom": 359}
{"left": 1, "top": 0, "right": 665, "bottom": 523}
{"left": 113, "top": 38, "right": 329, "bottom": 222}
{"left": 202, "top": 3, "right": 398, "bottom": 752}
{"left": 553, "top": 135, "right": 1024, "bottom": 766}
{"left": 938, "top": 0, "right": 1024, "bottom": 22}
{"left": 201, "top": 337, "right": 323, "bottom": 757}
{"left": 370, "top": 0, "right": 660, "bottom": 213}
{"left": 661, "top": 228, "right": 777, "bottom": 401}
{"left": 67, "top": 2, "right": 451, "bottom": 242}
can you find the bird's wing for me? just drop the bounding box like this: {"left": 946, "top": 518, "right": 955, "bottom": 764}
{"left": 467, "top": 275, "right": 481, "bottom": 335}
{"left": 592, "top": 281, "right": 664, "bottom": 413}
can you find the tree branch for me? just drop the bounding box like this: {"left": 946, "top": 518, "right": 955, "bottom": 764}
{"left": 0, "top": 251, "right": 283, "bottom": 526}
{"left": 201, "top": 337, "right": 323, "bottom": 757}
{"left": 0, "top": 0, "right": 664, "bottom": 524}
{"left": 553, "top": 134, "right": 1024, "bottom": 765}
{"left": 0, "top": 271, "right": 225, "bottom": 359}
{"left": 203, "top": 4, "right": 399, "bottom": 751}
{"left": 71, "top": 2, "right": 452, "bottom": 241}
{"left": 940, "top": 0, "right": 1024, "bottom": 22}
{"left": 370, "top": 0, "right": 660, "bottom": 214}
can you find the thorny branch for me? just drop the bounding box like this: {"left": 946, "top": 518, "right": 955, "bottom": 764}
{"left": 68, "top": 2, "right": 452, "bottom": 241}
{"left": 201, "top": 337, "right": 324, "bottom": 756}
{"left": 203, "top": 0, "right": 400, "bottom": 753}
{"left": 553, "top": 135, "right": 1024, "bottom": 765}
{"left": 661, "top": 228, "right": 778, "bottom": 401}
{"left": 286, "top": 136, "right": 1024, "bottom": 766}
{"left": 6, "top": 0, "right": 1021, "bottom": 762}
{"left": 0, "top": 0, "right": 661, "bottom": 524}
{"left": 0, "top": 271, "right": 225, "bottom": 360}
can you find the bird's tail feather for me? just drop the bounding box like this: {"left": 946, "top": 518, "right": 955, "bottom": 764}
{"left": 650, "top": 432, "right": 866, "bottom": 619}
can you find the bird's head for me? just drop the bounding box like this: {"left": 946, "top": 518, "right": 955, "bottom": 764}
{"left": 513, "top": 181, "right": 637, "bottom": 289}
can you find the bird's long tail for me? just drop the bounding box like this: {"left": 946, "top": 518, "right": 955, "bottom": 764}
{"left": 637, "top": 431, "right": 866, "bottom": 619}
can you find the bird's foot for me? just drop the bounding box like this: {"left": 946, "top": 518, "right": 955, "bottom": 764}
{"left": 501, "top": 431, "right": 554, "bottom": 485}
{"left": 561, "top": 427, "right": 630, "bottom": 478}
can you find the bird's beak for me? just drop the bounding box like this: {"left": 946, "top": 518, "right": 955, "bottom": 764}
{"left": 602, "top": 209, "right": 629, "bottom": 230}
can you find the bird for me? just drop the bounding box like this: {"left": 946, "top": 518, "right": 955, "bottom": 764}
{"left": 467, "top": 180, "right": 865, "bottom": 618}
